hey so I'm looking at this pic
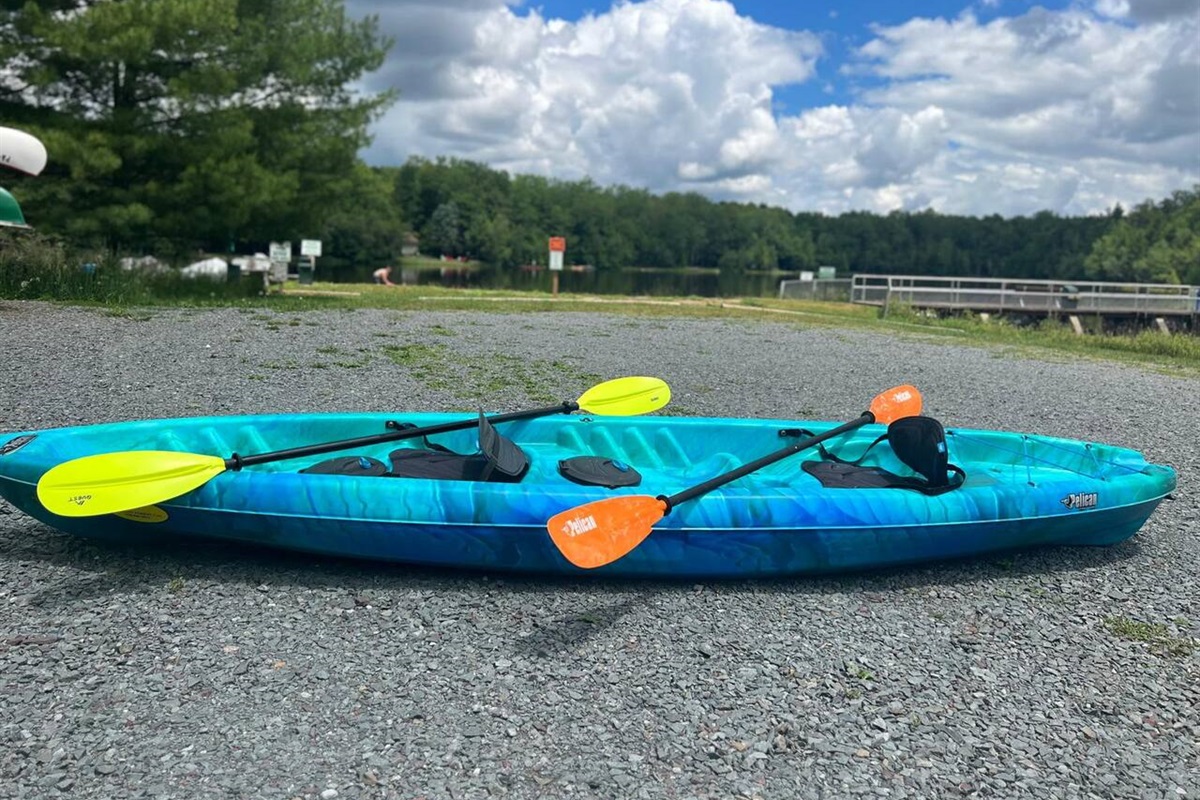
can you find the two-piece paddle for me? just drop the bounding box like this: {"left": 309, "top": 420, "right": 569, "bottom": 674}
{"left": 546, "top": 384, "right": 923, "bottom": 569}
{"left": 37, "top": 375, "right": 671, "bottom": 518}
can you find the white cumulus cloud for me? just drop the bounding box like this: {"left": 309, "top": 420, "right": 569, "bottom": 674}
{"left": 846, "top": 6, "right": 1199, "bottom": 213}
{"left": 347, "top": 0, "right": 1199, "bottom": 216}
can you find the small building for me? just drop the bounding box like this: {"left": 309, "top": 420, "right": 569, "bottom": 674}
{"left": 401, "top": 232, "right": 420, "bottom": 257}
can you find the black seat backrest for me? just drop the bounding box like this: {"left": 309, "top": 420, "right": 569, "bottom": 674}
{"left": 388, "top": 411, "right": 529, "bottom": 483}
{"left": 299, "top": 412, "right": 529, "bottom": 483}
{"left": 806, "top": 415, "right": 965, "bottom": 495}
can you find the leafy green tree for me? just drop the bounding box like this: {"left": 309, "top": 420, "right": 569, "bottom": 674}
{"left": 1085, "top": 187, "right": 1200, "bottom": 284}
{"left": 425, "top": 201, "right": 465, "bottom": 258}
{"left": 319, "top": 164, "right": 405, "bottom": 277}
{"left": 466, "top": 211, "right": 516, "bottom": 267}
{"left": 1, "top": 0, "right": 393, "bottom": 257}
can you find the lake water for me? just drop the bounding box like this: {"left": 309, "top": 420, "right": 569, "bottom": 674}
{"left": 334, "top": 265, "right": 801, "bottom": 298}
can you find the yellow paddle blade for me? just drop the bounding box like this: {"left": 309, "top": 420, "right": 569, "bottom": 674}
{"left": 37, "top": 451, "right": 227, "bottom": 518}
{"left": 869, "top": 384, "right": 923, "bottom": 424}
{"left": 576, "top": 376, "right": 670, "bottom": 416}
{"left": 547, "top": 495, "right": 668, "bottom": 569}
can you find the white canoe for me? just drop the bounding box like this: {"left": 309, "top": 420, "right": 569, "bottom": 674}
{"left": 0, "top": 126, "right": 48, "bottom": 176}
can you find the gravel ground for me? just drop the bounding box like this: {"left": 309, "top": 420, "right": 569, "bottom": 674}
{"left": 0, "top": 300, "right": 1197, "bottom": 800}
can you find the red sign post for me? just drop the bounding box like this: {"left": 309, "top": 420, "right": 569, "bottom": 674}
{"left": 548, "top": 237, "right": 566, "bottom": 296}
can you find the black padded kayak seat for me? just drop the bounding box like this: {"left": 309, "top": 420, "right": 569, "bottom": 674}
{"left": 388, "top": 411, "right": 529, "bottom": 483}
{"left": 558, "top": 456, "right": 642, "bottom": 488}
{"left": 300, "top": 455, "right": 390, "bottom": 476}
{"left": 801, "top": 415, "right": 965, "bottom": 496}
{"left": 802, "top": 460, "right": 913, "bottom": 489}
{"left": 298, "top": 412, "right": 529, "bottom": 483}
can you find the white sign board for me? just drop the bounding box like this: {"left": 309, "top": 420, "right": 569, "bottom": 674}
{"left": 799, "top": 270, "right": 814, "bottom": 282}
{"left": 300, "top": 239, "right": 322, "bottom": 257}
{"left": 548, "top": 236, "right": 565, "bottom": 272}
{"left": 269, "top": 241, "right": 292, "bottom": 263}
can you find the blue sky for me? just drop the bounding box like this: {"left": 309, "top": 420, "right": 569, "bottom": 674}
{"left": 523, "top": 0, "right": 1073, "bottom": 113}
{"left": 347, "top": 0, "right": 1198, "bottom": 217}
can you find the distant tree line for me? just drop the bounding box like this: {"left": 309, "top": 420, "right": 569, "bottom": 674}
{"left": 387, "top": 158, "right": 1198, "bottom": 285}
{"left": 3, "top": 2, "right": 1195, "bottom": 286}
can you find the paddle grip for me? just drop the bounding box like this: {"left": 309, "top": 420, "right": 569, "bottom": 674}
{"left": 225, "top": 402, "right": 579, "bottom": 470}
{"left": 660, "top": 412, "right": 875, "bottom": 513}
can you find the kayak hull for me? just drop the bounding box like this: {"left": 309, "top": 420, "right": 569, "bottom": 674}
{"left": 0, "top": 412, "right": 1176, "bottom": 578}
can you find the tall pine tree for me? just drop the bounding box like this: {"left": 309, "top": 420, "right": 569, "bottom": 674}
{"left": 0, "top": 0, "right": 393, "bottom": 256}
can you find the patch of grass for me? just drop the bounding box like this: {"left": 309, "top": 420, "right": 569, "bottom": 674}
{"left": 381, "top": 342, "right": 600, "bottom": 404}
{"left": 844, "top": 661, "right": 876, "bottom": 683}
{"left": 1026, "top": 586, "right": 1067, "bottom": 605}
{"left": 259, "top": 359, "right": 302, "bottom": 371}
{"left": 1104, "top": 616, "right": 1167, "bottom": 641}
{"left": 307, "top": 344, "right": 373, "bottom": 370}
{"left": 383, "top": 343, "right": 444, "bottom": 366}
{"left": 103, "top": 307, "right": 154, "bottom": 321}
{"left": 381, "top": 343, "right": 456, "bottom": 392}
{"left": 871, "top": 307, "right": 1200, "bottom": 375}
{"left": 1103, "top": 616, "right": 1196, "bottom": 658}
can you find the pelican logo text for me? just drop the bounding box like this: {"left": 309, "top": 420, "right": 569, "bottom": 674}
{"left": 0, "top": 434, "right": 36, "bottom": 455}
{"left": 892, "top": 390, "right": 913, "bottom": 403}
{"left": 1061, "top": 492, "right": 1098, "bottom": 510}
{"left": 562, "top": 514, "right": 598, "bottom": 537}
{"left": 69, "top": 494, "right": 93, "bottom": 506}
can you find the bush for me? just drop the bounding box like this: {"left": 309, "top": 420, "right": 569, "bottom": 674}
{"left": 0, "top": 231, "right": 262, "bottom": 303}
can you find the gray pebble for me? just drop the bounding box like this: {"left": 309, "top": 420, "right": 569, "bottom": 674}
{"left": 0, "top": 301, "right": 1196, "bottom": 799}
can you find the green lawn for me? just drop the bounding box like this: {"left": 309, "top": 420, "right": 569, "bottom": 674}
{"left": 248, "top": 282, "right": 1200, "bottom": 377}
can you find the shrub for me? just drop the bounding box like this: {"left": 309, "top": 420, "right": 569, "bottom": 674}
{"left": 0, "top": 231, "right": 261, "bottom": 303}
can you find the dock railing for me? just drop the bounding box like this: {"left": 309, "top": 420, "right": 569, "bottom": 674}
{"left": 778, "top": 278, "right": 852, "bottom": 302}
{"left": 850, "top": 274, "right": 1199, "bottom": 317}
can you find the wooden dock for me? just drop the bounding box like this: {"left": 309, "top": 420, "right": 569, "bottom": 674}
{"left": 849, "top": 274, "right": 1199, "bottom": 333}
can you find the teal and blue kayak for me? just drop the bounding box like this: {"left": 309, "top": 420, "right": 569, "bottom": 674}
{"left": 0, "top": 411, "right": 1176, "bottom": 577}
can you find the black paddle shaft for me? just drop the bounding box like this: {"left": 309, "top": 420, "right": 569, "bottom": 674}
{"left": 226, "top": 402, "right": 579, "bottom": 470}
{"left": 660, "top": 412, "right": 875, "bottom": 512}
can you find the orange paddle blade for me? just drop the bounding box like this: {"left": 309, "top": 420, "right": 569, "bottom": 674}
{"left": 546, "top": 495, "right": 668, "bottom": 569}
{"left": 869, "top": 384, "right": 922, "bottom": 424}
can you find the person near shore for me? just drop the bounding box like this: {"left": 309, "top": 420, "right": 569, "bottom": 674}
{"left": 373, "top": 265, "right": 396, "bottom": 286}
